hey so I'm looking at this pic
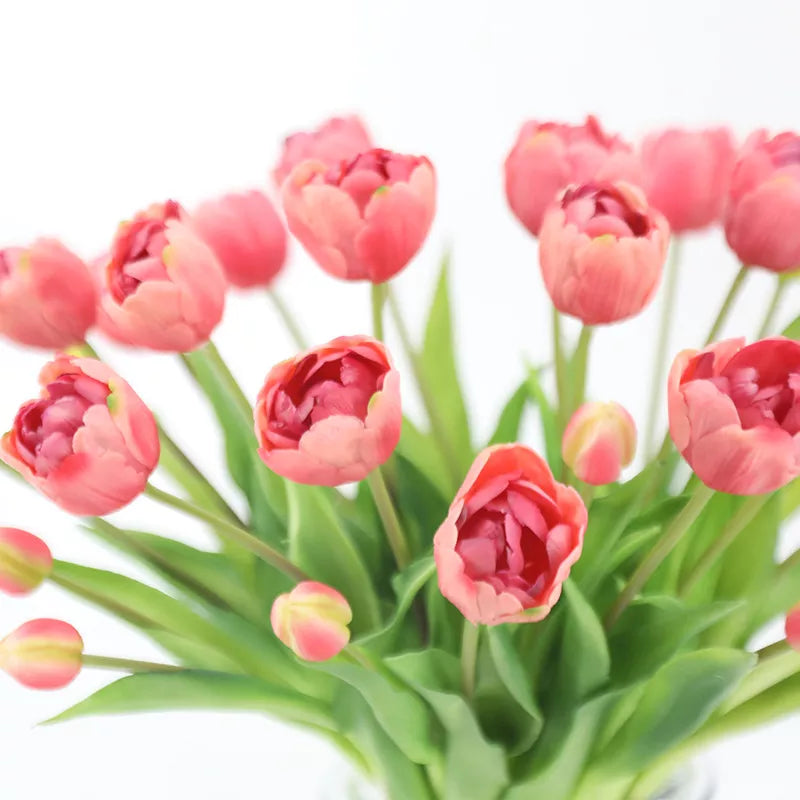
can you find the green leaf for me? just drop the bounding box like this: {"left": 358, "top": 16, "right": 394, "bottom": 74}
{"left": 388, "top": 649, "right": 509, "bottom": 800}
{"left": 286, "top": 482, "right": 381, "bottom": 634}
{"left": 526, "top": 366, "right": 560, "bottom": 472}
{"left": 599, "top": 648, "right": 755, "bottom": 773}
{"left": 781, "top": 313, "right": 800, "bottom": 340}
{"left": 781, "top": 477, "right": 800, "bottom": 522}
{"left": 752, "top": 552, "right": 800, "bottom": 629}
{"left": 558, "top": 580, "right": 610, "bottom": 700}
{"left": 420, "top": 254, "right": 473, "bottom": 472}
{"left": 397, "top": 415, "right": 452, "bottom": 500}
{"left": 488, "top": 380, "right": 529, "bottom": 446}
{"left": 487, "top": 626, "right": 542, "bottom": 724}
{"left": 46, "top": 671, "right": 331, "bottom": 729}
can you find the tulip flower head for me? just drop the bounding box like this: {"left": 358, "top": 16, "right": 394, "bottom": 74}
{"left": 786, "top": 604, "right": 800, "bottom": 652}
{"left": 0, "top": 528, "right": 53, "bottom": 596}
{"left": 0, "top": 619, "right": 83, "bottom": 690}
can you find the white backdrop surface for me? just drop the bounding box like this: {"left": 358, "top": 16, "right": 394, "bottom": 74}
{"left": 1, "top": 1, "right": 799, "bottom": 797}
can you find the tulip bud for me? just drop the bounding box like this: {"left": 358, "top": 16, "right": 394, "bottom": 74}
{"left": 0, "top": 619, "right": 83, "bottom": 689}
{"left": 271, "top": 581, "right": 352, "bottom": 662}
{"left": 562, "top": 402, "right": 637, "bottom": 486}
{"left": 0, "top": 528, "right": 53, "bottom": 596}
{"left": 786, "top": 605, "right": 800, "bottom": 651}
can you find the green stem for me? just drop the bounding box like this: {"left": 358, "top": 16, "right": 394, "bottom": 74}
{"left": 552, "top": 307, "right": 569, "bottom": 432}
{"left": 756, "top": 277, "right": 787, "bottom": 339}
{"left": 202, "top": 340, "right": 253, "bottom": 418}
{"left": 571, "top": 324, "right": 594, "bottom": 414}
{"left": 460, "top": 620, "right": 480, "bottom": 699}
{"left": 704, "top": 265, "right": 748, "bottom": 344}
{"left": 144, "top": 484, "right": 307, "bottom": 582}
{"left": 267, "top": 288, "right": 308, "bottom": 351}
{"left": 679, "top": 494, "right": 769, "bottom": 597}
{"left": 366, "top": 467, "right": 411, "bottom": 568}
{"left": 605, "top": 484, "right": 715, "bottom": 628}
{"left": 644, "top": 239, "right": 682, "bottom": 456}
{"left": 371, "top": 283, "right": 387, "bottom": 341}
{"left": 82, "top": 654, "right": 183, "bottom": 673}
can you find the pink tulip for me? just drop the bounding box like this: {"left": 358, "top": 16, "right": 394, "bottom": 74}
{"left": 0, "top": 528, "right": 53, "bottom": 596}
{"left": 271, "top": 581, "right": 352, "bottom": 662}
{"left": 786, "top": 604, "right": 800, "bottom": 651}
{"left": 1, "top": 354, "right": 160, "bottom": 515}
{"left": 641, "top": 127, "right": 737, "bottom": 233}
{"left": 96, "top": 200, "right": 226, "bottom": 351}
{"left": 504, "top": 115, "right": 641, "bottom": 237}
{"left": 282, "top": 149, "right": 436, "bottom": 283}
{"left": 668, "top": 337, "right": 800, "bottom": 495}
{"left": 191, "top": 190, "right": 288, "bottom": 289}
{"left": 433, "top": 444, "right": 587, "bottom": 626}
{"left": 562, "top": 402, "right": 637, "bottom": 486}
{"left": 273, "top": 115, "right": 373, "bottom": 187}
{"left": 539, "top": 181, "right": 670, "bottom": 325}
{"left": 0, "top": 239, "right": 97, "bottom": 349}
{"left": 725, "top": 130, "right": 800, "bottom": 272}
{"left": 0, "top": 619, "right": 83, "bottom": 690}
{"left": 255, "top": 335, "right": 401, "bottom": 486}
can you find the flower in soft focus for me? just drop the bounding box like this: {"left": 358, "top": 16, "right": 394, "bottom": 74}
{"left": 786, "top": 604, "right": 800, "bottom": 651}
{"left": 96, "top": 200, "right": 226, "bottom": 351}
{"left": 0, "top": 239, "right": 97, "bottom": 349}
{"left": 668, "top": 337, "right": 800, "bottom": 495}
{"left": 0, "top": 619, "right": 83, "bottom": 689}
{"left": 562, "top": 402, "right": 637, "bottom": 486}
{"left": 271, "top": 581, "right": 352, "bottom": 662}
{"left": 191, "top": 190, "right": 288, "bottom": 289}
{"left": 0, "top": 528, "right": 53, "bottom": 596}
{"left": 725, "top": 130, "right": 800, "bottom": 272}
{"left": 504, "top": 115, "right": 641, "bottom": 237}
{"left": 273, "top": 115, "right": 373, "bottom": 187}
{"left": 255, "top": 335, "right": 401, "bottom": 486}
{"left": 640, "top": 127, "right": 736, "bottom": 233}
{"left": 433, "top": 444, "right": 587, "bottom": 626}
{"left": 0, "top": 355, "right": 160, "bottom": 515}
{"left": 539, "top": 181, "right": 669, "bottom": 325}
{"left": 282, "top": 149, "right": 436, "bottom": 283}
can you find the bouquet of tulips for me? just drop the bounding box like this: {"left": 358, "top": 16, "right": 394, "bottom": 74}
{"left": 1, "top": 113, "right": 799, "bottom": 800}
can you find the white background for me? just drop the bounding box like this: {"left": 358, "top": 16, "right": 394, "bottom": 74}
{"left": 1, "top": 1, "right": 799, "bottom": 797}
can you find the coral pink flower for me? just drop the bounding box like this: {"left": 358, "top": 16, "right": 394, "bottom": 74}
{"left": 668, "top": 337, "right": 800, "bottom": 495}
{"left": 271, "top": 581, "right": 352, "bottom": 662}
{"left": 786, "top": 604, "right": 800, "bottom": 651}
{"left": 273, "top": 115, "right": 372, "bottom": 187}
{"left": 1, "top": 355, "right": 159, "bottom": 515}
{"left": 282, "top": 149, "right": 436, "bottom": 283}
{"left": 725, "top": 130, "right": 800, "bottom": 272}
{"left": 562, "top": 402, "right": 637, "bottom": 486}
{"left": 0, "top": 619, "right": 83, "bottom": 690}
{"left": 504, "top": 115, "right": 641, "bottom": 237}
{"left": 539, "top": 181, "right": 670, "bottom": 325}
{"left": 255, "top": 335, "right": 401, "bottom": 486}
{"left": 0, "top": 239, "right": 97, "bottom": 349}
{"left": 191, "top": 190, "right": 288, "bottom": 289}
{"left": 641, "top": 127, "right": 736, "bottom": 232}
{"left": 0, "top": 528, "right": 53, "bottom": 596}
{"left": 96, "top": 200, "right": 226, "bottom": 351}
{"left": 433, "top": 444, "right": 587, "bottom": 626}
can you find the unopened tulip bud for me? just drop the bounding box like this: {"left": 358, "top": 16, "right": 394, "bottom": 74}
{"left": 0, "top": 528, "right": 53, "bottom": 596}
{"left": 562, "top": 402, "right": 637, "bottom": 486}
{"left": 271, "top": 581, "right": 352, "bottom": 662}
{"left": 786, "top": 605, "right": 800, "bottom": 651}
{"left": 0, "top": 619, "right": 83, "bottom": 689}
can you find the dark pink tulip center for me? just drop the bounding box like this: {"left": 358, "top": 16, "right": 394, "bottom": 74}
{"left": 562, "top": 183, "right": 651, "bottom": 238}
{"left": 716, "top": 367, "right": 800, "bottom": 435}
{"left": 269, "top": 352, "right": 387, "bottom": 444}
{"left": 108, "top": 200, "right": 182, "bottom": 303}
{"left": 13, "top": 374, "right": 109, "bottom": 477}
{"left": 455, "top": 482, "right": 560, "bottom": 601}
{"left": 767, "top": 133, "right": 800, "bottom": 168}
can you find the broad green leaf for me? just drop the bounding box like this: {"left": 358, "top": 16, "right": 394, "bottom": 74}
{"left": 599, "top": 648, "right": 754, "bottom": 773}
{"left": 717, "top": 647, "right": 800, "bottom": 714}
{"left": 487, "top": 626, "right": 542, "bottom": 724}
{"left": 488, "top": 380, "right": 529, "bottom": 446}
{"left": 526, "top": 366, "right": 560, "bottom": 472}
{"left": 286, "top": 482, "right": 381, "bottom": 634}
{"left": 46, "top": 671, "right": 332, "bottom": 730}
{"left": 425, "top": 579, "right": 463, "bottom": 654}
{"left": 143, "top": 629, "right": 247, "bottom": 673}
{"left": 751, "top": 551, "right": 800, "bottom": 629}
{"left": 388, "top": 649, "right": 509, "bottom": 800}
{"left": 396, "top": 414, "right": 452, "bottom": 500}
{"left": 781, "top": 313, "right": 800, "bottom": 340}
{"left": 781, "top": 477, "right": 800, "bottom": 522}
{"left": 420, "top": 255, "right": 473, "bottom": 473}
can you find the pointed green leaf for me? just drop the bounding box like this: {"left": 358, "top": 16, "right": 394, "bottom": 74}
{"left": 488, "top": 380, "right": 529, "bottom": 446}
{"left": 526, "top": 366, "right": 560, "bottom": 471}
{"left": 487, "top": 625, "right": 542, "bottom": 725}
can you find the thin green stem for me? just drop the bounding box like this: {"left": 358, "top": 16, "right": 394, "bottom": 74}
{"left": 82, "top": 654, "right": 183, "bottom": 673}
{"left": 202, "top": 340, "right": 253, "bottom": 418}
{"left": 644, "top": 238, "right": 682, "bottom": 457}
{"left": 267, "top": 288, "right": 308, "bottom": 351}
{"left": 366, "top": 467, "right": 411, "bottom": 568}
{"left": 144, "top": 483, "right": 307, "bottom": 582}
{"left": 756, "top": 277, "right": 787, "bottom": 339}
{"left": 605, "top": 484, "right": 715, "bottom": 629}
{"left": 576, "top": 479, "right": 596, "bottom": 509}
{"left": 371, "top": 283, "right": 387, "bottom": 341}
{"left": 704, "top": 265, "right": 748, "bottom": 345}
{"left": 679, "top": 494, "right": 769, "bottom": 597}
{"left": 552, "top": 307, "right": 569, "bottom": 432}
{"left": 460, "top": 620, "right": 480, "bottom": 699}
